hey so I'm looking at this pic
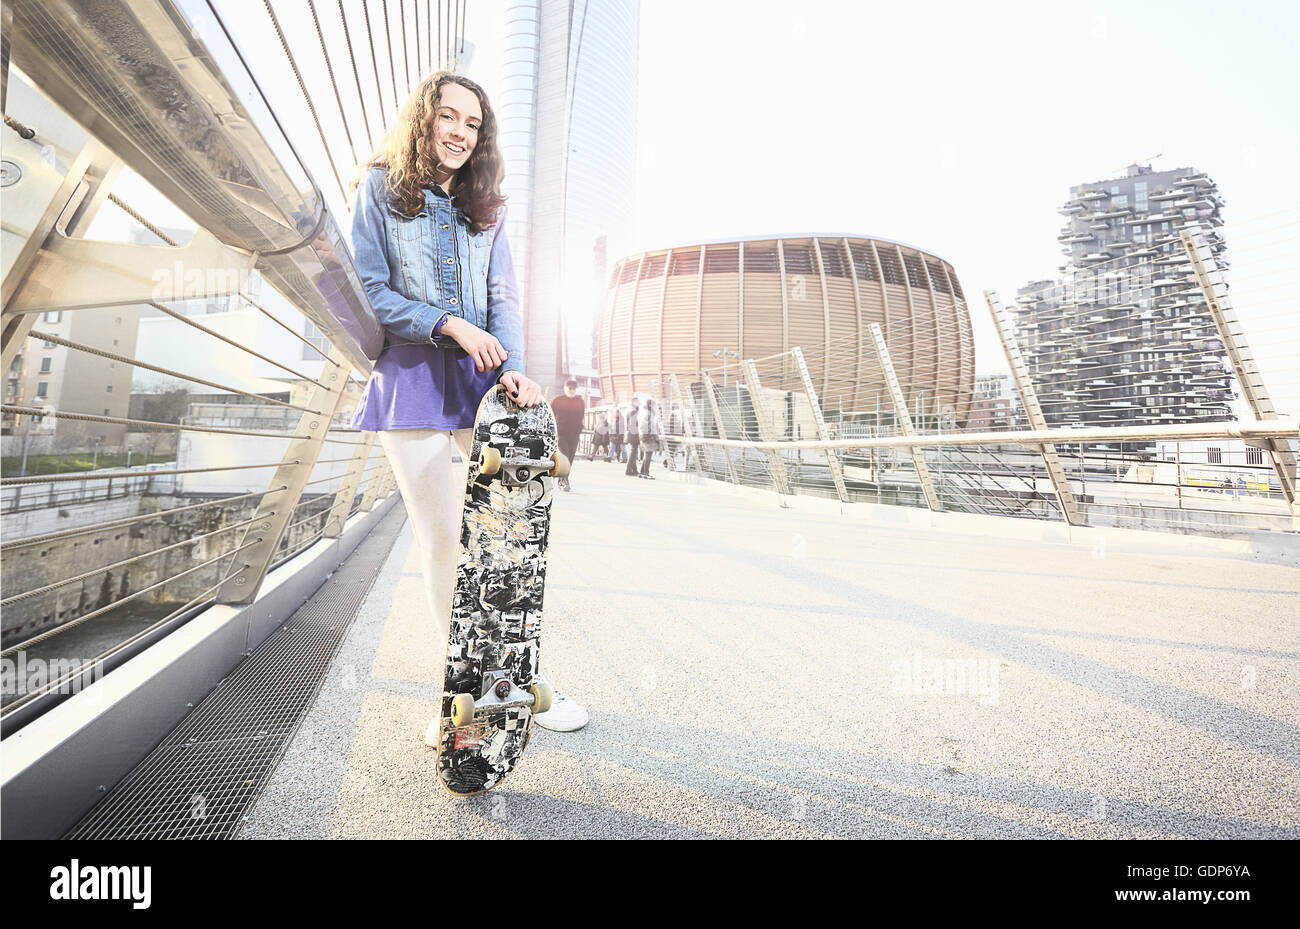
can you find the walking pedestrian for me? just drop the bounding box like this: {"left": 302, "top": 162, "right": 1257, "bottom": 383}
{"left": 349, "top": 72, "right": 587, "bottom": 738}
{"left": 638, "top": 398, "right": 661, "bottom": 479}
{"left": 550, "top": 378, "right": 585, "bottom": 491}
{"left": 591, "top": 407, "right": 610, "bottom": 461}
{"left": 664, "top": 405, "right": 683, "bottom": 471}
{"left": 624, "top": 398, "right": 642, "bottom": 477}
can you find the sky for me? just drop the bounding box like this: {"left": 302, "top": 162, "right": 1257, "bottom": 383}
{"left": 618, "top": 0, "right": 1300, "bottom": 403}
{"left": 91, "top": 0, "right": 1300, "bottom": 409}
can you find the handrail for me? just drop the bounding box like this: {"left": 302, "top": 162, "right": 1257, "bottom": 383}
{"left": 672, "top": 420, "right": 1299, "bottom": 452}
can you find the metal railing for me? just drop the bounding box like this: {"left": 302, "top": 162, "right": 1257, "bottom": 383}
{"left": 0, "top": 0, "right": 418, "bottom": 726}
{"left": 617, "top": 216, "right": 1298, "bottom": 537}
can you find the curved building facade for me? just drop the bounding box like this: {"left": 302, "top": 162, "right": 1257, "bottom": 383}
{"left": 598, "top": 235, "right": 976, "bottom": 425}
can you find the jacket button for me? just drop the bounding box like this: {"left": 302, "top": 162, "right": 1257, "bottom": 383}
{"left": 445, "top": 257, "right": 455, "bottom": 264}
{"left": 448, "top": 298, "right": 458, "bottom": 305}
{"left": 441, "top": 224, "right": 450, "bottom": 230}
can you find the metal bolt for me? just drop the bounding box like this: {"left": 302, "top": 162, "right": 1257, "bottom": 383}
{"left": 0, "top": 160, "right": 22, "bottom": 188}
{"left": 309, "top": 421, "right": 319, "bottom": 429}
{"left": 235, "top": 576, "right": 246, "bottom": 585}
{"left": 97, "top": 785, "right": 106, "bottom": 792}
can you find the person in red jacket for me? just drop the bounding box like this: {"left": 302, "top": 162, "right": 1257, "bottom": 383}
{"left": 550, "top": 378, "right": 586, "bottom": 492}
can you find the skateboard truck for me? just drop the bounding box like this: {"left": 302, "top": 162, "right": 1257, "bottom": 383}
{"left": 449, "top": 671, "right": 554, "bottom": 727}
{"left": 478, "top": 446, "right": 570, "bottom": 487}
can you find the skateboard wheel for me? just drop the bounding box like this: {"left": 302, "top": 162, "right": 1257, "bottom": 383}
{"left": 530, "top": 682, "right": 553, "bottom": 714}
{"left": 550, "top": 452, "right": 570, "bottom": 479}
{"left": 450, "top": 693, "right": 475, "bottom": 727}
{"left": 479, "top": 446, "right": 502, "bottom": 476}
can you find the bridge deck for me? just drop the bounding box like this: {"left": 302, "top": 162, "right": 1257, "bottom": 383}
{"left": 242, "top": 460, "right": 1299, "bottom": 839}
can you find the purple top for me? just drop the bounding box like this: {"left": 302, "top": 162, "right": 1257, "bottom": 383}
{"left": 352, "top": 342, "right": 497, "bottom": 431}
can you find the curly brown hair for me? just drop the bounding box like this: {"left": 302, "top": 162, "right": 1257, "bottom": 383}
{"left": 360, "top": 71, "right": 506, "bottom": 234}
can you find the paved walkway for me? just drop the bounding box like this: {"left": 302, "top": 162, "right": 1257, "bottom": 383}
{"left": 243, "top": 459, "right": 1300, "bottom": 839}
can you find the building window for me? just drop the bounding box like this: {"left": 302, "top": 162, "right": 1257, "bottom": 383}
{"left": 106, "top": 385, "right": 113, "bottom": 392}
{"left": 877, "top": 249, "right": 905, "bottom": 286}
{"left": 639, "top": 254, "right": 667, "bottom": 279}
{"left": 43, "top": 311, "right": 62, "bottom": 323}
{"left": 39, "top": 357, "right": 51, "bottom": 372}
{"left": 37, "top": 381, "right": 48, "bottom": 397}
{"left": 848, "top": 243, "right": 879, "bottom": 282}
{"left": 743, "top": 245, "right": 779, "bottom": 273}
{"left": 1246, "top": 447, "right": 1263, "bottom": 465}
{"left": 1206, "top": 447, "right": 1222, "bottom": 464}
{"left": 668, "top": 249, "right": 700, "bottom": 276}
{"left": 302, "top": 320, "right": 331, "bottom": 360}
{"left": 104, "top": 408, "right": 110, "bottom": 416}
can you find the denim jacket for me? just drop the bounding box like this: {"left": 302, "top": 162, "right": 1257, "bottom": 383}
{"left": 350, "top": 166, "right": 524, "bottom": 375}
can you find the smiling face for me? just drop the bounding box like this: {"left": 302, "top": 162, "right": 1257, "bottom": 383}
{"left": 430, "top": 81, "right": 482, "bottom": 176}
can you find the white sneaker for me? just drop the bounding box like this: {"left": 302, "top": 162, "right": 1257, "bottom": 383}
{"left": 533, "top": 686, "right": 589, "bottom": 732}
{"left": 423, "top": 717, "right": 441, "bottom": 747}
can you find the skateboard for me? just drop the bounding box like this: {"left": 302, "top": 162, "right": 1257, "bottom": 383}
{"left": 435, "top": 385, "right": 570, "bottom": 796}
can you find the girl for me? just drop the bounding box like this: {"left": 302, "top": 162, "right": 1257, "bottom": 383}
{"left": 349, "top": 72, "right": 588, "bottom": 737}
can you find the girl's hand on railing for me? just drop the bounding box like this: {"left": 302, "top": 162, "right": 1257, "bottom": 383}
{"left": 441, "top": 316, "right": 508, "bottom": 373}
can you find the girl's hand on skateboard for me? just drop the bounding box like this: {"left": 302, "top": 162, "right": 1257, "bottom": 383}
{"left": 442, "top": 316, "right": 508, "bottom": 373}
{"left": 499, "top": 371, "right": 541, "bottom": 408}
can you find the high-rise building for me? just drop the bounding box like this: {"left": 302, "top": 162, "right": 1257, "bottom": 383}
{"left": 1013, "top": 164, "right": 1233, "bottom": 430}
{"left": 497, "top": 0, "right": 639, "bottom": 394}
{"left": 969, "top": 373, "right": 1025, "bottom": 431}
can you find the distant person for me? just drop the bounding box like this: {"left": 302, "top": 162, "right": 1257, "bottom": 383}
{"left": 550, "top": 379, "right": 585, "bottom": 492}
{"left": 624, "top": 398, "right": 642, "bottom": 477}
{"left": 615, "top": 401, "right": 630, "bottom": 463}
{"left": 664, "top": 406, "right": 684, "bottom": 471}
{"left": 638, "top": 398, "right": 661, "bottom": 479}
{"left": 591, "top": 408, "right": 610, "bottom": 461}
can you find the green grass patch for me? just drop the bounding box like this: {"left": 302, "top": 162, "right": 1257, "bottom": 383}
{"left": 0, "top": 453, "right": 175, "bottom": 477}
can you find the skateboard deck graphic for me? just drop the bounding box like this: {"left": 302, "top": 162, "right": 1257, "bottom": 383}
{"left": 435, "top": 386, "right": 563, "bottom": 796}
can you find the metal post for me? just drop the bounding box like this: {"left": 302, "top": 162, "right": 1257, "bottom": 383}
{"left": 1181, "top": 229, "right": 1297, "bottom": 510}
{"left": 667, "top": 373, "right": 706, "bottom": 478}
{"left": 1175, "top": 442, "right": 1183, "bottom": 510}
{"left": 984, "top": 291, "right": 1085, "bottom": 526}
{"left": 791, "top": 346, "right": 848, "bottom": 503}
{"left": 868, "top": 324, "right": 941, "bottom": 512}
{"left": 701, "top": 370, "right": 741, "bottom": 485}
{"left": 217, "top": 349, "right": 352, "bottom": 604}
{"left": 740, "top": 359, "right": 792, "bottom": 500}
{"left": 323, "top": 431, "right": 376, "bottom": 537}
{"left": 360, "top": 458, "right": 390, "bottom": 513}
{"left": 19, "top": 409, "right": 35, "bottom": 476}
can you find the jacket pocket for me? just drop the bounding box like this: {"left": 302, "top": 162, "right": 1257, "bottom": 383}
{"left": 386, "top": 204, "right": 426, "bottom": 242}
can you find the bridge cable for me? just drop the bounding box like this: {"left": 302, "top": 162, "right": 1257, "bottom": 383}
{"left": 307, "top": 0, "right": 359, "bottom": 167}
{"left": 336, "top": 0, "right": 375, "bottom": 151}
{"left": 360, "top": 0, "right": 389, "bottom": 125}
{"left": 261, "top": 0, "right": 348, "bottom": 203}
